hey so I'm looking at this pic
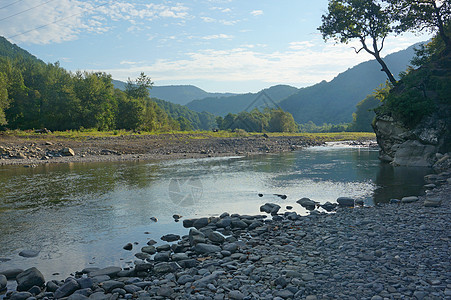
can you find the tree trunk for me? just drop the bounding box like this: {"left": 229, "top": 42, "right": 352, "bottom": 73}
{"left": 375, "top": 54, "right": 397, "bottom": 85}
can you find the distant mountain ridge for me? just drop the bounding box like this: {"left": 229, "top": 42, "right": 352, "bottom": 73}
{"left": 185, "top": 85, "right": 299, "bottom": 116}
{"left": 181, "top": 43, "right": 423, "bottom": 125}
{"left": 279, "top": 43, "right": 422, "bottom": 124}
{"left": 112, "top": 80, "right": 235, "bottom": 105}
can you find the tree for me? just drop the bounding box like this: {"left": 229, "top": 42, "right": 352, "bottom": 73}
{"left": 318, "top": 0, "right": 397, "bottom": 84}
{"left": 387, "top": 0, "right": 450, "bottom": 53}
{"left": 268, "top": 109, "right": 298, "bottom": 133}
{"left": 125, "top": 72, "right": 153, "bottom": 99}
{"left": 0, "top": 71, "right": 8, "bottom": 125}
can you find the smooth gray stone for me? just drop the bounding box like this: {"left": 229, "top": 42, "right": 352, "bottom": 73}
{"left": 207, "top": 231, "right": 225, "bottom": 243}
{"left": 46, "top": 281, "right": 60, "bottom": 292}
{"left": 193, "top": 217, "right": 210, "bottom": 229}
{"left": 0, "top": 269, "right": 23, "bottom": 280}
{"left": 401, "top": 196, "right": 418, "bottom": 203}
{"left": 89, "top": 267, "right": 121, "bottom": 278}
{"left": 68, "top": 294, "right": 89, "bottom": 300}
{"left": 297, "top": 198, "right": 317, "bottom": 210}
{"left": 161, "top": 234, "right": 180, "bottom": 242}
{"left": 91, "top": 275, "right": 110, "bottom": 283}
{"left": 216, "top": 217, "right": 232, "bottom": 228}
{"left": 177, "top": 275, "right": 195, "bottom": 285}
{"left": 77, "top": 277, "right": 94, "bottom": 289}
{"left": 154, "top": 252, "right": 170, "bottom": 262}
{"left": 171, "top": 253, "right": 189, "bottom": 261}
{"left": 16, "top": 268, "right": 45, "bottom": 292}
{"left": 18, "top": 250, "right": 40, "bottom": 258}
{"left": 153, "top": 263, "right": 175, "bottom": 274}
{"left": 9, "top": 291, "right": 33, "bottom": 300}
{"left": 337, "top": 197, "right": 355, "bottom": 207}
{"left": 194, "top": 243, "right": 221, "bottom": 254}
{"left": 89, "top": 291, "right": 111, "bottom": 300}
{"left": 54, "top": 278, "right": 80, "bottom": 298}
{"left": 101, "top": 280, "right": 124, "bottom": 293}
{"left": 0, "top": 274, "right": 7, "bottom": 291}
{"left": 124, "top": 284, "right": 142, "bottom": 293}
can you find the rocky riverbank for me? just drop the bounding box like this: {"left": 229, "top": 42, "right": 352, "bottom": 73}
{"left": 1, "top": 171, "right": 449, "bottom": 300}
{"left": 0, "top": 133, "right": 377, "bottom": 166}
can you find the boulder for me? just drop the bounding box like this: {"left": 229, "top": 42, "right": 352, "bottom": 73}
{"left": 161, "top": 234, "right": 180, "bottom": 242}
{"left": 61, "top": 148, "right": 75, "bottom": 156}
{"left": 18, "top": 249, "right": 40, "bottom": 258}
{"left": 337, "top": 197, "right": 355, "bottom": 207}
{"left": 54, "top": 278, "right": 80, "bottom": 298}
{"left": 321, "top": 202, "right": 337, "bottom": 212}
{"left": 16, "top": 267, "right": 45, "bottom": 292}
{"left": 0, "top": 269, "right": 23, "bottom": 280}
{"left": 193, "top": 243, "right": 221, "bottom": 254}
{"left": 88, "top": 266, "right": 121, "bottom": 278}
{"left": 259, "top": 203, "right": 281, "bottom": 215}
{"left": 296, "top": 198, "right": 317, "bottom": 210}
{"left": 401, "top": 196, "right": 419, "bottom": 203}
{"left": 0, "top": 274, "right": 6, "bottom": 291}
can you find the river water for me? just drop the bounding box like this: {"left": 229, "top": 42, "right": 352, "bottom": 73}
{"left": 0, "top": 145, "right": 431, "bottom": 284}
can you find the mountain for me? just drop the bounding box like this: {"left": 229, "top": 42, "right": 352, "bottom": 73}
{"left": 112, "top": 81, "right": 235, "bottom": 105}
{"left": 186, "top": 85, "right": 299, "bottom": 116}
{"left": 0, "top": 36, "right": 43, "bottom": 63}
{"left": 279, "top": 43, "right": 422, "bottom": 125}
{"left": 152, "top": 98, "right": 217, "bottom": 130}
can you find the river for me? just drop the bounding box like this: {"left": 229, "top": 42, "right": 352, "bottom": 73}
{"left": 0, "top": 144, "right": 432, "bottom": 284}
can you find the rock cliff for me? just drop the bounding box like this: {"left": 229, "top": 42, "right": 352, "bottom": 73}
{"left": 372, "top": 53, "right": 451, "bottom": 170}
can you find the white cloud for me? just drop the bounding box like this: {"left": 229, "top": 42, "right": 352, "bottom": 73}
{"left": 250, "top": 10, "right": 263, "bottom": 16}
{"left": 201, "top": 34, "right": 234, "bottom": 40}
{"left": 201, "top": 16, "right": 216, "bottom": 23}
{"left": 1, "top": 0, "right": 191, "bottom": 44}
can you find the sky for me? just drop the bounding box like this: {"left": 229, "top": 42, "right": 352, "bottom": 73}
{"left": 1, "top": 0, "right": 432, "bottom": 93}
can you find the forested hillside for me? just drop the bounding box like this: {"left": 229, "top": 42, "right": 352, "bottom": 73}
{"left": 0, "top": 37, "right": 179, "bottom": 131}
{"left": 152, "top": 98, "right": 217, "bottom": 130}
{"left": 186, "top": 85, "right": 299, "bottom": 116}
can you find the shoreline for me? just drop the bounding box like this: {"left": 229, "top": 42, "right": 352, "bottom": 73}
{"left": 1, "top": 177, "right": 450, "bottom": 299}
{"left": 0, "top": 133, "right": 377, "bottom": 166}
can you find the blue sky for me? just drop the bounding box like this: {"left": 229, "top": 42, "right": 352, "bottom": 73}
{"left": 2, "top": 0, "right": 431, "bottom": 93}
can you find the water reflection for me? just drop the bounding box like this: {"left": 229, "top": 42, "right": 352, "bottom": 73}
{"left": 373, "top": 163, "right": 431, "bottom": 203}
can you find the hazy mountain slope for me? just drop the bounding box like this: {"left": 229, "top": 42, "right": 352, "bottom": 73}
{"left": 186, "top": 85, "right": 299, "bottom": 116}
{"left": 112, "top": 81, "right": 235, "bottom": 105}
{"left": 152, "top": 98, "right": 216, "bottom": 130}
{"left": 279, "top": 44, "right": 421, "bottom": 124}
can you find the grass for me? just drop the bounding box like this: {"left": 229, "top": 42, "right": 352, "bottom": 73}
{"left": 0, "top": 129, "right": 376, "bottom": 142}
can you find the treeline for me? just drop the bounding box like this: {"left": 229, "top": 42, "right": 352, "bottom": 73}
{"left": 216, "top": 108, "right": 298, "bottom": 133}
{"left": 0, "top": 55, "right": 184, "bottom": 131}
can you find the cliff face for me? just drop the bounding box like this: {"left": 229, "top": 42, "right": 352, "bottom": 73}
{"left": 372, "top": 53, "right": 451, "bottom": 171}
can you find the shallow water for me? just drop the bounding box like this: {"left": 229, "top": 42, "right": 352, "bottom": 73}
{"left": 0, "top": 146, "right": 431, "bottom": 283}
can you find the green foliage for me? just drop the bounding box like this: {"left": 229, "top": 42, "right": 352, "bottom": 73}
{"left": 217, "top": 108, "right": 298, "bottom": 133}
{"left": 411, "top": 24, "right": 451, "bottom": 67}
{"left": 319, "top": 0, "right": 396, "bottom": 84}
{"left": 125, "top": 72, "right": 153, "bottom": 99}
{"left": 0, "top": 71, "right": 9, "bottom": 125}
{"left": 387, "top": 0, "right": 450, "bottom": 51}
{"left": 349, "top": 95, "right": 381, "bottom": 132}
{"left": 152, "top": 98, "right": 217, "bottom": 130}
{"left": 298, "top": 121, "right": 350, "bottom": 133}
{"left": 0, "top": 36, "right": 180, "bottom": 132}
{"left": 376, "top": 28, "right": 450, "bottom": 128}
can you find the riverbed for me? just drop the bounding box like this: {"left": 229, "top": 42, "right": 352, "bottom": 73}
{"left": 0, "top": 145, "right": 432, "bottom": 284}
